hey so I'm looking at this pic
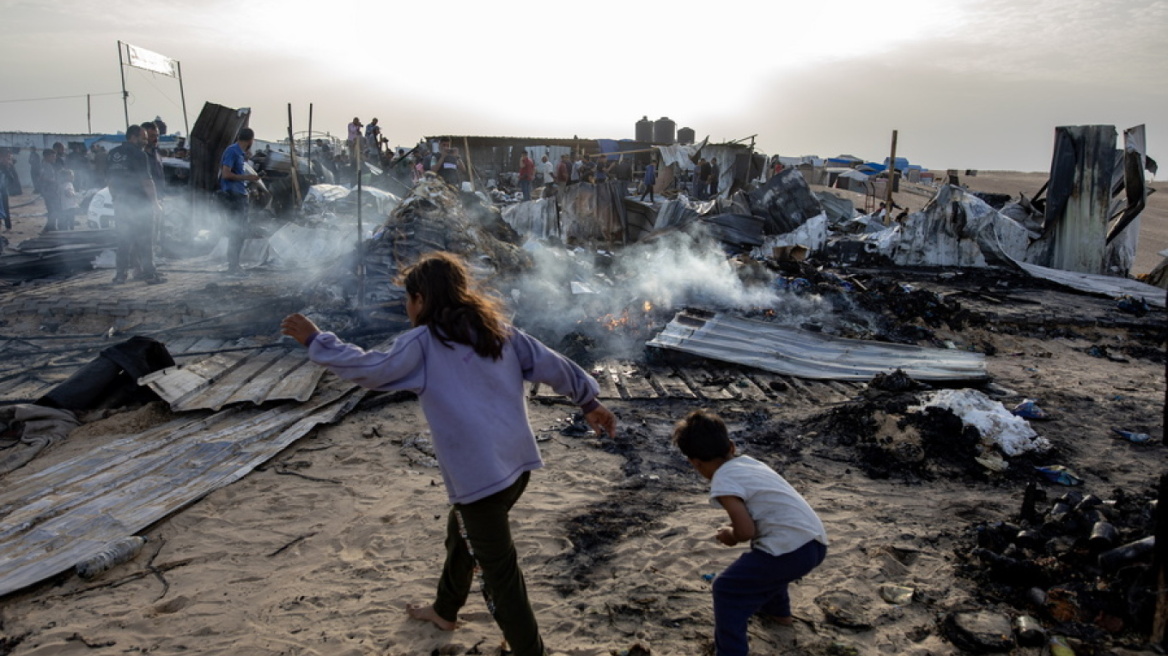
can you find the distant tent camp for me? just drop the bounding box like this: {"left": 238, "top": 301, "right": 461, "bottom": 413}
{"left": 834, "top": 169, "right": 871, "bottom": 194}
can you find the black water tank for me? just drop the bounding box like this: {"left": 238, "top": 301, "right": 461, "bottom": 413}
{"left": 654, "top": 117, "right": 675, "bottom": 144}
{"left": 635, "top": 116, "right": 654, "bottom": 143}
{"left": 677, "top": 127, "right": 695, "bottom": 145}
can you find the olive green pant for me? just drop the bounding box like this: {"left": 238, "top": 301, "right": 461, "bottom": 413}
{"left": 433, "top": 471, "right": 544, "bottom": 656}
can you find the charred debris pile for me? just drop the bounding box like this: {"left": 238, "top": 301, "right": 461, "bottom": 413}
{"left": 953, "top": 478, "right": 1165, "bottom": 653}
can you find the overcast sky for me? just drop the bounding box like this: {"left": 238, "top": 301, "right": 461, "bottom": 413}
{"left": 2, "top": 0, "right": 1164, "bottom": 171}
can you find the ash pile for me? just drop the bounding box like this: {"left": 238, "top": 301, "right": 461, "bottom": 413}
{"left": 807, "top": 381, "right": 1052, "bottom": 482}
{"left": 954, "top": 478, "right": 1163, "bottom": 652}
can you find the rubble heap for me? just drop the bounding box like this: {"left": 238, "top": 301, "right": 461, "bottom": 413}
{"left": 298, "top": 174, "right": 533, "bottom": 323}
{"left": 369, "top": 174, "right": 530, "bottom": 280}
{"left": 957, "top": 481, "right": 1160, "bottom": 649}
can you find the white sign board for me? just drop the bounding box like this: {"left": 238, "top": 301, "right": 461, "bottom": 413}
{"left": 125, "top": 43, "right": 177, "bottom": 77}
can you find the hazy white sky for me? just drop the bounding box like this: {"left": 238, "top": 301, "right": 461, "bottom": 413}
{"left": 2, "top": 0, "right": 1164, "bottom": 171}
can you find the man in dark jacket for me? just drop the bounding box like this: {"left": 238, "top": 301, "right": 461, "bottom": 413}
{"left": 108, "top": 125, "right": 163, "bottom": 284}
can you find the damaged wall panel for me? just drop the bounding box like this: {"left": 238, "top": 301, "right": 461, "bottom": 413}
{"left": 1038, "top": 125, "right": 1117, "bottom": 275}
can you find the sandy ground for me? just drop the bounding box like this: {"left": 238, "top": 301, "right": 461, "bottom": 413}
{"left": 1, "top": 328, "right": 1163, "bottom": 656}
{"left": 1, "top": 177, "right": 1166, "bottom": 655}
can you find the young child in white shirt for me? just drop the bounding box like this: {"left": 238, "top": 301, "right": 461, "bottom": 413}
{"left": 673, "top": 409, "right": 828, "bottom": 656}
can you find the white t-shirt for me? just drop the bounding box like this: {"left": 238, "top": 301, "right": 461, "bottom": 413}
{"left": 61, "top": 182, "right": 79, "bottom": 210}
{"left": 709, "top": 455, "right": 828, "bottom": 557}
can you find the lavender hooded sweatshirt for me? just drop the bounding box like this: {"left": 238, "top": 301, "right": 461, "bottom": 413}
{"left": 307, "top": 327, "right": 600, "bottom": 504}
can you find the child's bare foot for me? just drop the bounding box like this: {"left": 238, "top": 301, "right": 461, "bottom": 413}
{"left": 406, "top": 604, "right": 456, "bottom": 631}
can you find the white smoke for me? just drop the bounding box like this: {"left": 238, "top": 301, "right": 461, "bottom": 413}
{"left": 506, "top": 229, "right": 833, "bottom": 348}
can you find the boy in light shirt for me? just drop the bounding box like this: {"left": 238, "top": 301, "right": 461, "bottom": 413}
{"left": 673, "top": 410, "right": 828, "bottom": 656}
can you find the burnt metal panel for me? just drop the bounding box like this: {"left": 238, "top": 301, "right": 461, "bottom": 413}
{"left": 139, "top": 348, "right": 325, "bottom": 412}
{"left": 189, "top": 102, "right": 250, "bottom": 193}
{"left": 1015, "top": 260, "right": 1166, "bottom": 308}
{"left": 647, "top": 311, "right": 986, "bottom": 381}
{"left": 0, "top": 386, "right": 363, "bottom": 598}
{"left": 1041, "top": 125, "right": 1117, "bottom": 274}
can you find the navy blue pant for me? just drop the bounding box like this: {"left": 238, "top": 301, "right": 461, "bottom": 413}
{"left": 712, "top": 539, "right": 826, "bottom": 656}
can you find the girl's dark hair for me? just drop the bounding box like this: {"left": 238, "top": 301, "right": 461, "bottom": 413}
{"left": 672, "top": 409, "right": 733, "bottom": 461}
{"left": 400, "top": 252, "right": 509, "bottom": 360}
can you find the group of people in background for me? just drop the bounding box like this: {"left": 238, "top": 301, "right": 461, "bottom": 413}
{"left": 0, "top": 143, "right": 103, "bottom": 233}
{"left": 0, "top": 119, "right": 185, "bottom": 235}
{"left": 691, "top": 156, "right": 721, "bottom": 200}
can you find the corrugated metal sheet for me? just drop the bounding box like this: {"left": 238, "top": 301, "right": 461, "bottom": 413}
{"left": 0, "top": 385, "right": 363, "bottom": 598}
{"left": 647, "top": 311, "right": 986, "bottom": 381}
{"left": 138, "top": 348, "right": 325, "bottom": 412}
{"left": 1016, "top": 261, "right": 1166, "bottom": 308}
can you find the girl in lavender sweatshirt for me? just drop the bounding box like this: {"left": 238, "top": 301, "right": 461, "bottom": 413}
{"left": 281, "top": 252, "right": 616, "bottom": 656}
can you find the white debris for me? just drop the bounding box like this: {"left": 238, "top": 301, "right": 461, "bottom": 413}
{"left": 912, "top": 388, "right": 1051, "bottom": 456}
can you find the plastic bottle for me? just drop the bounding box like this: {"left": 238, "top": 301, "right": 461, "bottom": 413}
{"left": 75, "top": 536, "right": 147, "bottom": 580}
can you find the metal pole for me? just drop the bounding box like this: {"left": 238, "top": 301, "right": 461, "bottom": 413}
{"left": 177, "top": 61, "right": 191, "bottom": 138}
{"left": 286, "top": 103, "right": 302, "bottom": 210}
{"left": 117, "top": 41, "right": 130, "bottom": 130}
{"left": 884, "top": 129, "right": 898, "bottom": 225}
{"left": 462, "top": 137, "right": 476, "bottom": 192}
{"left": 356, "top": 144, "right": 365, "bottom": 312}
{"left": 306, "top": 103, "right": 314, "bottom": 173}
{"left": 87, "top": 94, "right": 92, "bottom": 133}
{"left": 745, "top": 135, "right": 755, "bottom": 187}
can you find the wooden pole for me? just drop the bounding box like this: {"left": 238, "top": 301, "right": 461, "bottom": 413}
{"left": 285, "top": 103, "right": 302, "bottom": 210}
{"left": 462, "top": 137, "right": 476, "bottom": 192}
{"left": 884, "top": 129, "right": 898, "bottom": 225}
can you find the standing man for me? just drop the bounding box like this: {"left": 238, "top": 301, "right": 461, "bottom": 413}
{"left": 0, "top": 149, "right": 12, "bottom": 231}
{"left": 578, "top": 154, "right": 595, "bottom": 184}
{"left": 347, "top": 117, "right": 363, "bottom": 154}
{"left": 640, "top": 159, "right": 657, "bottom": 203}
{"left": 29, "top": 147, "right": 42, "bottom": 195}
{"left": 219, "top": 127, "right": 262, "bottom": 276}
{"left": 107, "top": 124, "right": 163, "bottom": 284}
{"left": 142, "top": 121, "right": 166, "bottom": 261}
{"left": 66, "top": 144, "right": 90, "bottom": 191}
{"left": 708, "top": 157, "right": 720, "bottom": 199}
{"left": 92, "top": 144, "right": 109, "bottom": 189}
{"left": 38, "top": 149, "right": 61, "bottom": 231}
{"left": 594, "top": 155, "right": 608, "bottom": 183}
{"left": 696, "top": 157, "right": 711, "bottom": 199}
{"left": 365, "top": 118, "right": 381, "bottom": 157}
{"left": 555, "top": 154, "right": 571, "bottom": 189}
{"left": 518, "top": 150, "right": 534, "bottom": 201}
{"left": 538, "top": 155, "right": 554, "bottom": 189}
{"left": 570, "top": 153, "right": 583, "bottom": 185}
{"left": 1, "top": 147, "right": 20, "bottom": 197}
{"left": 141, "top": 122, "right": 165, "bottom": 194}
{"left": 431, "top": 138, "right": 466, "bottom": 188}
{"left": 50, "top": 143, "right": 66, "bottom": 174}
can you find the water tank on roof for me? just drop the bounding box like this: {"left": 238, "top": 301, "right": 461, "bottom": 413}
{"left": 635, "top": 116, "right": 654, "bottom": 143}
{"left": 654, "top": 117, "right": 675, "bottom": 144}
{"left": 677, "top": 127, "right": 695, "bottom": 145}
